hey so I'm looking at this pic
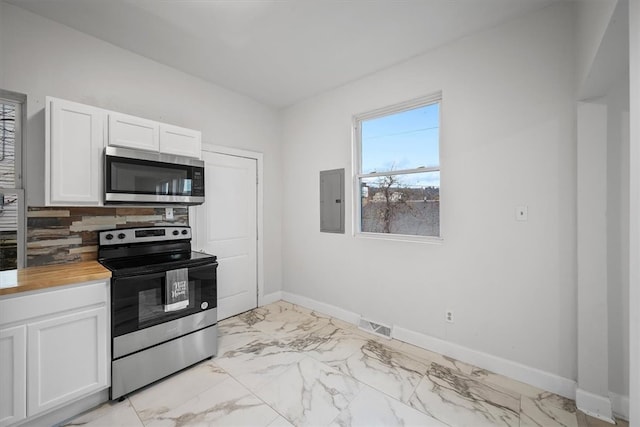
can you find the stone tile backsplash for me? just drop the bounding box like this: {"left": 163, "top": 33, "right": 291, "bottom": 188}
{"left": 27, "top": 207, "right": 189, "bottom": 267}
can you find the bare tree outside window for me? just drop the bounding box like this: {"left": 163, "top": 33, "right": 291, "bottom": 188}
{"left": 361, "top": 172, "right": 439, "bottom": 236}
{"left": 364, "top": 174, "right": 405, "bottom": 233}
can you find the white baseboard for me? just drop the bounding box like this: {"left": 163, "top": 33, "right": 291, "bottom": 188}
{"left": 281, "top": 291, "right": 360, "bottom": 325}
{"left": 393, "top": 325, "right": 577, "bottom": 400}
{"left": 275, "top": 290, "right": 629, "bottom": 419}
{"left": 261, "top": 291, "right": 283, "bottom": 306}
{"left": 278, "top": 291, "right": 580, "bottom": 402}
{"left": 610, "top": 391, "right": 629, "bottom": 421}
{"left": 24, "top": 388, "right": 109, "bottom": 427}
{"left": 576, "top": 388, "right": 614, "bottom": 423}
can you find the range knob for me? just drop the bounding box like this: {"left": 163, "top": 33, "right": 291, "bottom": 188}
{"left": 105, "top": 233, "right": 114, "bottom": 240}
{"left": 172, "top": 230, "right": 179, "bottom": 236}
{"left": 181, "top": 230, "right": 188, "bottom": 235}
{"left": 117, "top": 233, "right": 126, "bottom": 239}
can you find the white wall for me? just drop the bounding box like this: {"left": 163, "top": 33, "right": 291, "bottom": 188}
{"left": 628, "top": 0, "right": 640, "bottom": 423}
{"left": 0, "top": 2, "right": 283, "bottom": 294}
{"left": 604, "top": 77, "right": 630, "bottom": 408}
{"left": 576, "top": 101, "right": 612, "bottom": 420}
{"left": 574, "top": 0, "right": 630, "bottom": 416}
{"left": 282, "top": 3, "right": 577, "bottom": 381}
{"left": 574, "top": 79, "right": 629, "bottom": 422}
{"left": 576, "top": 0, "right": 618, "bottom": 91}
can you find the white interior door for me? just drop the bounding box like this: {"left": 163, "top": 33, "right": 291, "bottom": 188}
{"left": 196, "top": 151, "right": 257, "bottom": 320}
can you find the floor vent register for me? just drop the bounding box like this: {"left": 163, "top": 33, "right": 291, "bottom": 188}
{"left": 358, "top": 317, "right": 392, "bottom": 339}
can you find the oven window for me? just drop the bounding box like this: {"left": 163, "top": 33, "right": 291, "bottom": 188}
{"left": 138, "top": 281, "right": 196, "bottom": 328}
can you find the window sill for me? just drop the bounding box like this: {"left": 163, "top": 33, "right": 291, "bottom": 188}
{"left": 354, "top": 232, "right": 443, "bottom": 244}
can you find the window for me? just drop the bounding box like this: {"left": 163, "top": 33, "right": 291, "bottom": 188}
{"left": 354, "top": 93, "right": 441, "bottom": 239}
{"left": 0, "top": 90, "right": 25, "bottom": 269}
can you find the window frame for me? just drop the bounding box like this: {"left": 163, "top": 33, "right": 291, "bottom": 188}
{"left": 0, "top": 89, "right": 26, "bottom": 268}
{"left": 352, "top": 92, "right": 442, "bottom": 243}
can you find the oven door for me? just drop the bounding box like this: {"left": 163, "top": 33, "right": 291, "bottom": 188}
{"left": 111, "top": 262, "right": 216, "bottom": 339}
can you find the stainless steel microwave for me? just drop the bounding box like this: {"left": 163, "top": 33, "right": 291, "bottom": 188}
{"left": 104, "top": 146, "right": 205, "bottom": 205}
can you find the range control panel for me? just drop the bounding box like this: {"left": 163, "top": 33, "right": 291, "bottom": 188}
{"left": 99, "top": 226, "right": 191, "bottom": 246}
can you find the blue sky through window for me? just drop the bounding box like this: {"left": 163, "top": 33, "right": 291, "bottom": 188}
{"left": 361, "top": 102, "right": 439, "bottom": 188}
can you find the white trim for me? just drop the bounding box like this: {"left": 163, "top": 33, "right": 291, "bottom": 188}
{"left": 393, "top": 325, "right": 576, "bottom": 400}
{"left": 192, "top": 143, "right": 265, "bottom": 311}
{"left": 576, "top": 388, "right": 614, "bottom": 423}
{"left": 281, "top": 291, "right": 360, "bottom": 326}
{"left": 261, "top": 291, "right": 283, "bottom": 306}
{"left": 357, "top": 166, "right": 440, "bottom": 179}
{"left": 609, "top": 391, "right": 629, "bottom": 421}
{"left": 201, "top": 143, "right": 263, "bottom": 161}
{"left": 353, "top": 92, "right": 443, "bottom": 122}
{"left": 279, "top": 291, "right": 578, "bottom": 402}
{"left": 354, "top": 231, "right": 444, "bottom": 244}
{"left": 629, "top": 0, "right": 640, "bottom": 423}
{"left": 351, "top": 118, "right": 360, "bottom": 238}
{"left": 276, "top": 291, "right": 629, "bottom": 417}
{"left": 32, "top": 389, "right": 109, "bottom": 427}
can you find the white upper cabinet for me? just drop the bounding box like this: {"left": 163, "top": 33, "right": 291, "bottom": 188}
{"left": 45, "top": 97, "right": 203, "bottom": 206}
{"left": 159, "top": 123, "right": 202, "bottom": 159}
{"left": 46, "top": 98, "right": 104, "bottom": 206}
{"left": 108, "top": 112, "right": 160, "bottom": 152}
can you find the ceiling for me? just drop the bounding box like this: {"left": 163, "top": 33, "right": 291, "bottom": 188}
{"left": 6, "top": 0, "right": 559, "bottom": 108}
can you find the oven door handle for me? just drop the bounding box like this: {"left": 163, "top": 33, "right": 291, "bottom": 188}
{"left": 111, "top": 263, "right": 217, "bottom": 297}
{"left": 112, "top": 260, "right": 217, "bottom": 280}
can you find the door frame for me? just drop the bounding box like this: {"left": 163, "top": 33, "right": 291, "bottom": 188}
{"left": 190, "top": 143, "right": 265, "bottom": 308}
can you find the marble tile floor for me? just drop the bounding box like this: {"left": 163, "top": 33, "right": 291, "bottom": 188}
{"left": 65, "top": 301, "right": 628, "bottom": 427}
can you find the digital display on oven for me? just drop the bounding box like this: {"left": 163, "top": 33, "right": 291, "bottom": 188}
{"left": 135, "top": 229, "right": 166, "bottom": 238}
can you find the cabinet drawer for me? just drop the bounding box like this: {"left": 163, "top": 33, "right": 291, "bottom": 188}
{"left": 0, "top": 281, "right": 108, "bottom": 326}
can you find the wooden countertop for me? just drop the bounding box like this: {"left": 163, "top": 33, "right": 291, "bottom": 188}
{"left": 0, "top": 261, "right": 111, "bottom": 296}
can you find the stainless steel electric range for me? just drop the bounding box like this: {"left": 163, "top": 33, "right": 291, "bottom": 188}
{"left": 98, "top": 226, "right": 218, "bottom": 400}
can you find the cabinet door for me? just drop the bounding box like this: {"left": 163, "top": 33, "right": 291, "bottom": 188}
{"left": 108, "top": 112, "right": 159, "bottom": 152}
{"left": 47, "top": 98, "right": 104, "bottom": 205}
{"left": 0, "top": 325, "right": 26, "bottom": 427}
{"left": 27, "top": 307, "right": 108, "bottom": 416}
{"left": 159, "top": 123, "right": 202, "bottom": 158}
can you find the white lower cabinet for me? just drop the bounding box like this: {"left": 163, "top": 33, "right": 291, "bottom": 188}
{"left": 0, "top": 281, "right": 109, "bottom": 426}
{"left": 0, "top": 326, "right": 26, "bottom": 427}
{"left": 27, "top": 307, "right": 107, "bottom": 417}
